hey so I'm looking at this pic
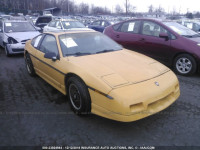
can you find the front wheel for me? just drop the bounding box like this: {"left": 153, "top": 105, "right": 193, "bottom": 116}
{"left": 5, "top": 45, "right": 10, "bottom": 57}
{"left": 173, "top": 54, "right": 197, "bottom": 76}
{"left": 67, "top": 77, "right": 91, "bottom": 115}
{"left": 25, "top": 53, "right": 36, "bottom": 76}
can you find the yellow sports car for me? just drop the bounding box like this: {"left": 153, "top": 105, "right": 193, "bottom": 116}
{"left": 24, "top": 30, "right": 180, "bottom": 122}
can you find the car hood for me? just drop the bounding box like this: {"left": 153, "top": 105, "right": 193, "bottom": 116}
{"left": 68, "top": 50, "right": 170, "bottom": 88}
{"left": 6, "top": 31, "right": 40, "bottom": 42}
{"left": 187, "top": 37, "right": 200, "bottom": 43}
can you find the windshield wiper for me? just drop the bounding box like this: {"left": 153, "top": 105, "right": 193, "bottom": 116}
{"left": 66, "top": 52, "right": 92, "bottom": 57}
{"left": 182, "top": 35, "right": 192, "bottom": 38}
{"left": 96, "top": 49, "right": 122, "bottom": 54}
{"left": 182, "top": 34, "right": 200, "bottom": 38}
{"left": 96, "top": 49, "right": 116, "bottom": 54}
{"left": 192, "top": 34, "right": 200, "bottom": 38}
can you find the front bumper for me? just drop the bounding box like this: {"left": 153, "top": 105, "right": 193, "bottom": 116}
{"left": 7, "top": 43, "right": 25, "bottom": 54}
{"left": 90, "top": 71, "right": 180, "bottom": 122}
{"left": 92, "top": 90, "right": 179, "bottom": 122}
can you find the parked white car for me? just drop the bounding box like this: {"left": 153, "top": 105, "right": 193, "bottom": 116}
{"left": 0, "top": 20, "right": 40, "bottom": 56}
{"left": 43, "top": 19, "right": 91, "bottom": 32}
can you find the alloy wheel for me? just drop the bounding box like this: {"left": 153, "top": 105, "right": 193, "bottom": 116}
{"left": 69, "top": 84, "right": 82, "bottom": 110}
{"left": 25, "top": 55, "right": 32, "bottom": 74}
{"left": 176, "top": 57, "right": 192, "bottom": 74}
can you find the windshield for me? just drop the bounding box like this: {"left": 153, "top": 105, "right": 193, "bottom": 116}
{"left": 164, "top": 22, "right": 198, "bottom": 37}
{"left": 62, "top": 21, "right": 85, "bottom": 29}
{"left": 4, "top": 22, "right": 36, "bottom": 33}
{"left": 59, "top": 32, "right": 122, "bottom": 57}
{"left": 1, "top": 15, "right": 11, "bottom": 19}
{"left": 36, "top": 17, "right": 52, "bottom": 24}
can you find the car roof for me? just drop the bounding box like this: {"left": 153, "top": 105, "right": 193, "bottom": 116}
{"left": 2, "top": 20, "right": 29, "bottom": 23}
{"left": 44, "top": 30, "right": 96, "bottom": 36}
{"left": 53, "top": 18, "right": 77, "bottom": 22}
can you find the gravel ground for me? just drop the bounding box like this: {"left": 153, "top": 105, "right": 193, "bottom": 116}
{"left": 0, "top": 48, "right": 200, "bottom": 147}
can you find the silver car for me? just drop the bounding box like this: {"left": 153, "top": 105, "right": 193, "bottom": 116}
{"left": 0, "top": 20, "right": 40, "bottom": 56}
{"left": 43, "top": 19, "right": 92, "bottom": 32}
{"left": 177, "top": 20, "right": 200, "bottom": 33}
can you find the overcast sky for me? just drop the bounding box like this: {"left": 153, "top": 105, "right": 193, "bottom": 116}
{"left": 75, "top": 0, "right": 199, "bottom": 13}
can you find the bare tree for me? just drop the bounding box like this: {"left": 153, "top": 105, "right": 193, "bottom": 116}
{"left": 172, "top": 7, "right": 177, "bottom": 15}
{"left": 115, "top": 4, "right": 123, "bottom": 14}
{"left": 79, "top": 2, "right": 89, "bottom": 15}
{"left": 148, "top": 5, "right": 154, "bottom": 13}
{"left": 0, "top": 0, "right": 113, "bottom": 15}
{"left": 155, "top": 5, "right": 165, "bottom": 13}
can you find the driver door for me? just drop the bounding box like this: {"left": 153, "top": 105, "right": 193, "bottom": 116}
{"left": 138, "top": 21, "right": 172, "bottom": 63}
{"left": 35, "top": 34, "right": 65, "bottom": 91}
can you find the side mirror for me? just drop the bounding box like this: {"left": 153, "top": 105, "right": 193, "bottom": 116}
{"left": 44, "top": 52, "right": 57, "bottom": 61}
{"left": 159, "top": 32, "right": 169, "bottom": 41}
{"left": 0, "top": 28, "right": 2, "bottom": 32}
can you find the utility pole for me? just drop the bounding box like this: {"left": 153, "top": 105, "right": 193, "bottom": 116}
{"left": 68, "top": 0, "right": 69, "bottom": 15}
{"left": 126, "top": 0, "right": 128, "bottom": 16}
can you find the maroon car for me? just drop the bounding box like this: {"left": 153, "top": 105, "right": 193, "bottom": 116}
{"left": 104, "top": 19, "right": 200, "bottom": 76}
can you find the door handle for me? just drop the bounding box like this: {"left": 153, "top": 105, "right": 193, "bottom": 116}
{"left": 139, "top": 38, "right": 145, "bottom": 42}
{"left": 116, "top": 35, "right": 120, "bottom": 38}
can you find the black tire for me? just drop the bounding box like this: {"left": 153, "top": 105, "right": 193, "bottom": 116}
{"left": 67, "top": 77, "right": 91, "bottom": 115}
{"left": 173, "top": 54, "right": 197, "bottom": 76}
{"left": 5, "top": 45, "right": 11, "bottom": 57}
{"left": 25, "top": 52, "right": 36, "bottom": 76}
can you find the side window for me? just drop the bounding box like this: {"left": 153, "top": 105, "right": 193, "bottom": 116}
{"left": 142, "top": 21, "right": 168, "bottom": 37}
{"left": 101, "top": 21, "right": 109, "bottom": 27}
{"left": 39, "top": 35, "right": 58, "bottom": 55}
{"left": 120, "top": 21, "right": 140, "bottom": 34}
{"left": 0, "top": 21, "right": 2, "bottom": 28}
{"left": 193, "top": 23, "right": 200, "bottom": 32}
{"left": 31, "top": 35, "right": 43, "bottom": 48}
{"left": 92, "top": 21, "right": 101, "bottom": 26}
{"left": 113, "top": 23, "right": 121, "bottom": 31}
{"left": 170, "top": 33, "right": 176, "bottom": 40}
{"left": 56, "top": 21, "right": 62, "bottom": 29}
{"left": 48, "top": 21, "right": 56, "bottom": 27}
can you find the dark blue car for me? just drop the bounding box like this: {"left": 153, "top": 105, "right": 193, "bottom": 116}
{"left": 88, "top": 20, "right": 115, "bottom": 32}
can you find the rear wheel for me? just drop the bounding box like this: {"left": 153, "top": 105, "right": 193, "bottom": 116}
{"left": 25, "top": 53, "right": 36, "bottom": 76}
{"left": 5, "top": 45, "right": 10, "bottom": 57}
{"left": 67, "top": 77, "right": 91, "bottom": 115}
{"left": 173, "top": 54, "right": 197, "bottom": 76}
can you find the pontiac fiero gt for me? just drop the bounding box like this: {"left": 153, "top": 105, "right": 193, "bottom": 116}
{"left": 24, "top": 30, "right": 180, "bottom": 122}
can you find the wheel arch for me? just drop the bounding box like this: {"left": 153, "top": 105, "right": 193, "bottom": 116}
{"left": 172, "top": 52, "right": 198, "bottom": 74}
{"left": 64, "top": 72, "right": 92, "bottom": 112}
{"left": 64, "top": 73, "right": 88, "bottom": 94}
{"left": 24, "top": 50, "right": 28, "bottom": 55}
{"left": 172, "top": 52, "right": 198, "bottom": 65}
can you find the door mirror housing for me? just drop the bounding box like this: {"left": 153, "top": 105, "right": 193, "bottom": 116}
{"left": 0, "top": 28, "right": 3, "bottom": 32}
{"left": 159, "top": 32, "right": 169, "bottom": 40}
{"left": 44, "top": 52, "right": 57, "bottom": 61}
